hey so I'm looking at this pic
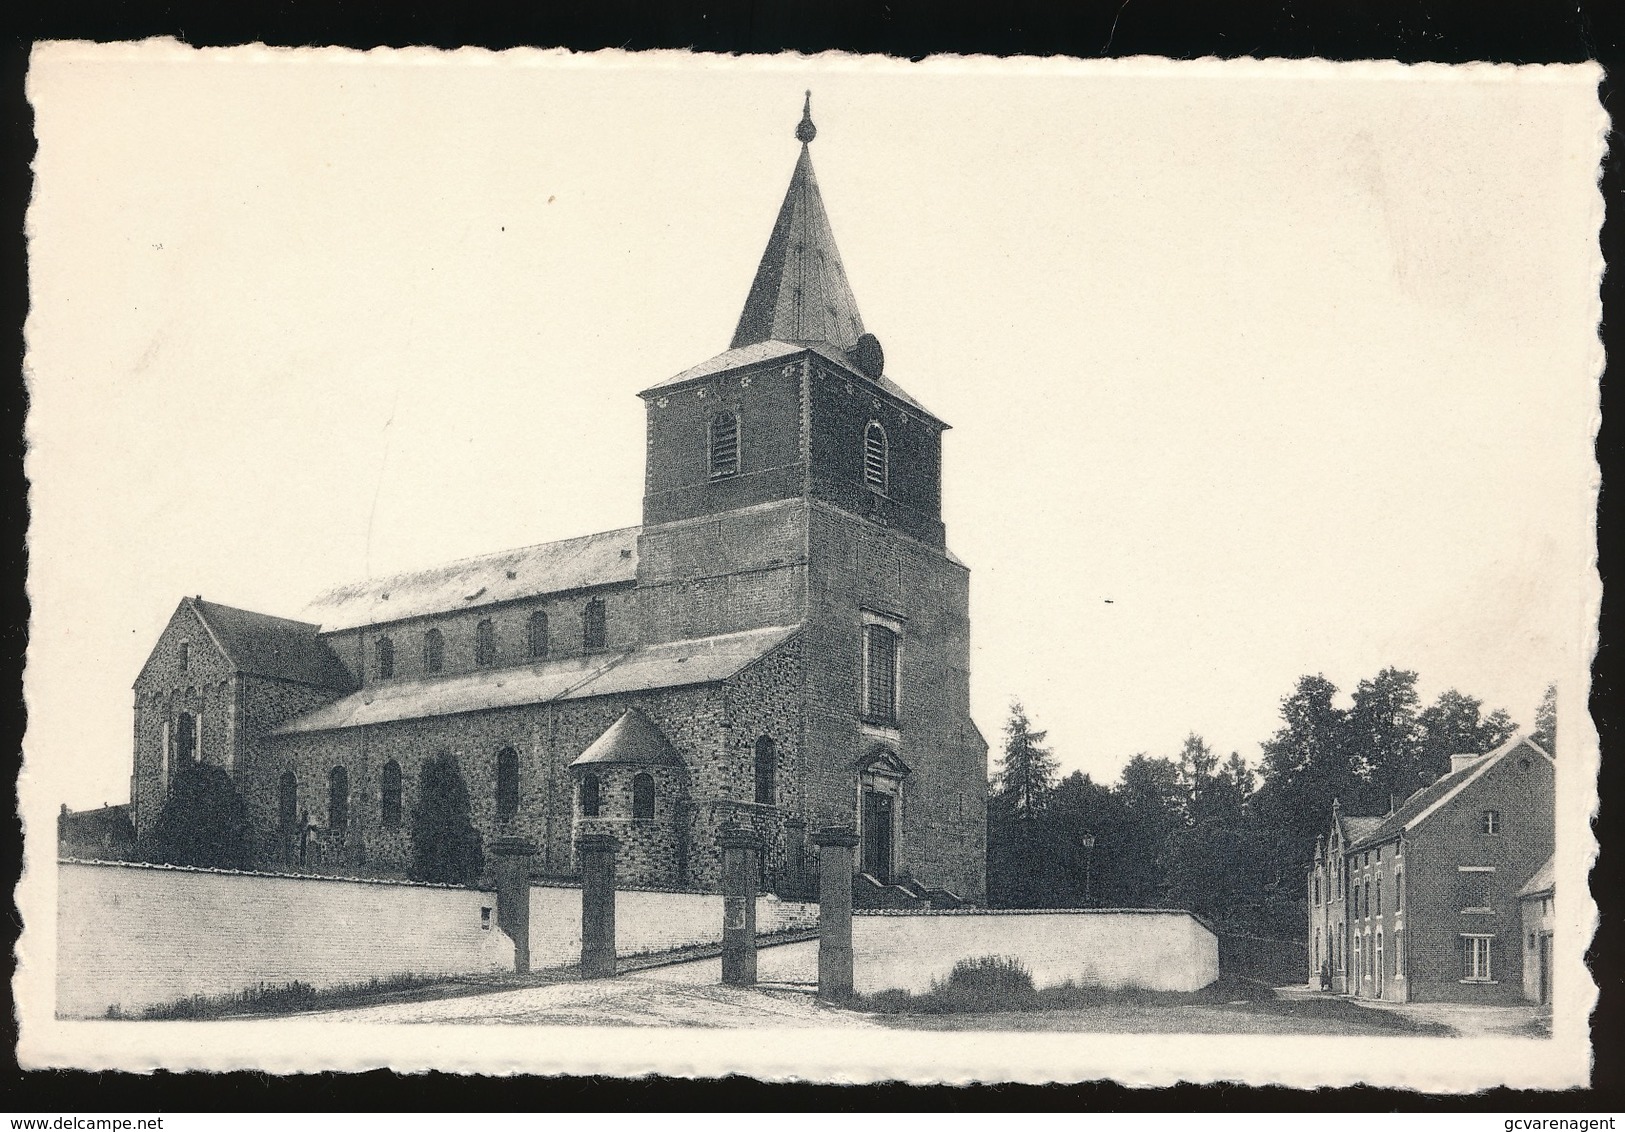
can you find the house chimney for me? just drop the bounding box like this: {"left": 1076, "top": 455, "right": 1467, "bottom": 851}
{"left": 1450, "top": 752, "right": 1483, "bottom": 774}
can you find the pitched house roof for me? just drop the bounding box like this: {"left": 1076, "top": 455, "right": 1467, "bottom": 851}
{"left": 569, "top": 709, "right": 685, "bottom": 769}
{"left": 189, "top": 598, "right": 355, "bottom": 690}
{"left": 300, "top": 527, "right": 640, "bottom": 633}
{"left": 272, "top": 623, "right": 800, "bottom": 735}
{"left": 1347, "top": 733, "right": 1551, "bottom": 851}
{"left": 1517, "top": 854, "right": 1556, "bottom": 899}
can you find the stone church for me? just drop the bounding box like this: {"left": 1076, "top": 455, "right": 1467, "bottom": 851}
{"left": 127, "top": 98, "right": 989, "bottom": 903}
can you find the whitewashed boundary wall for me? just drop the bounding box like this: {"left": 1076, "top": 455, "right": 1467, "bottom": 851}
{"left": 57, "top": 860, "right": 513, "bottom": 1019}
{"left": 851, "top": 909, "right": 1219, "bottom": 995}
{"left": 527, "top": 884, "right": 818, "bottom": 968}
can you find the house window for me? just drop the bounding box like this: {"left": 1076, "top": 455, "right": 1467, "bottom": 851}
{"left": 376, "top": 637, "right": 395, "bottom": 679}
{"left": 1376, "top": 876, "right": 1382, "bottom": 916}
{"left": 1364, "top": 880, "right": 1371, "bottom": 919}
{"left": 1377, "top": 932, "right": 1384, "bottom": 987}
{"left": 1395, "top": 928, "right": 1404, "bottom": 978}
{"left": 632, "top": 772, "right": 656, "bottom": 821}
{"left": 709, "top": 411, "right": 740, "bottom": 478}
{"left": 1482, "top": 809, "right": 1501, "bottom": 835}
{"left": 423, "top": 628, "right": 445, "bottom": 674}
{"left": 579, "top": 774, "right": 601, "bottom": 818}
{"left": 527, "top": 611, "right": 549, "bottom": 659}
{"left": 475, "top": 619, "right": 496, "bottom": 667}
{"left": 583, "top": 597, "right": 606, "bottom": 650}
{"left": 1313, "top": 875, "right": 1320, "bottom": 905}
{"left": 496, "top": 747, "right": 519, "bottom": 819}
{"left": 380, "top": 760, "right": 402, "bottom": 829}
{"left": 862, "top": 623, "right": 900, "bottom": 724}
{"left": 1463, "top": 935, "right": 1494, "bottom": 982}
{"left": 278, "top": 770, "right": 298, "bottom": 834}
{"left": 754, "top": 737, "right": 777, "bottom": 806}
{"left": 328, "top": 765, "right": 349, "bottom": 842}
{"left": 863, "top": 421, "right": 888, "bottom": 490}
{"left": 174, "top": 712, "right": 198, "bottom": 764}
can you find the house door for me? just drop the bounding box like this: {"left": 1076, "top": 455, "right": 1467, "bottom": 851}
{"left": 1538, "top": 933, "right": 1553, "bottom": 1005}
{"left": 862, "top": 789, "right": 893, "bottom": 883}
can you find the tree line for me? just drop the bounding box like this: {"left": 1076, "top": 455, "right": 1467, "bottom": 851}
{"left": 987, "top": 673, "right": 1556, "bottom": 937}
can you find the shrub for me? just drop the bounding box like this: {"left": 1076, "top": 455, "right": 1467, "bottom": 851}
{"left": 136, "top": 759, "right": 252, "bottom": 869}
{"left": 409, "top": 752, "right": 484, "bottom": 885}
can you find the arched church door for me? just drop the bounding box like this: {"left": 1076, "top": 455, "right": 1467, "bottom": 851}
{"left": 862, "top": 788, "right": 893, "bottom": 883}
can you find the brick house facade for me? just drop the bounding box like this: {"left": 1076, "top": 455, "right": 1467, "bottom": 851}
{"left": 125, "top": 101, "right": 989, "bottom": 901}
{"left": 1306, "top": 734, "right": 1554, "bottom": 1003}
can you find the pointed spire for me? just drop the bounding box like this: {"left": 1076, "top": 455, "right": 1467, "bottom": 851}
{"left": 730, "top": 94, "right": 866, "bottom": 352}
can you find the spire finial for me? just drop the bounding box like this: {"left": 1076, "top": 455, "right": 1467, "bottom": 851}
{"left": 795, "top": 90, "right": 817, "bottom": 145}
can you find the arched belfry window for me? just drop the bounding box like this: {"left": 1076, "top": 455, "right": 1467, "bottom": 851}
{"left": 496, "top": 747, "right": 519, "bottom": 819}
{"left": 328, "top": 765, "right": 349, "bottom": 841}
{"left": 579, "top": 774, "right": 601, "bottom": 818}
{"left": 754, "top": 737, "right": 777, "bottom": 806}
{"left": 527, "top": 611, "right": 549, "bottom": 659}
{"left": 380, "top": 760, "right": 402, "bottom": 829}
{"left": 423, "top": 628, "right": 445, "bottom": 674}
{"left": 709, "top": 411, "right": 740, "bottom": 479}
{"left": 583, "top": 597, "right": 607, "bottom": 650}
{"left": 475, "top": 619, "right": 495, "bottom": 667}
{"left": 863, "top": 421, "right": 888, "bottom": 491}
{"left": 376, "top": 637, "right": 395, "bottom": 679}
{"left": 632, "top": 772, "right": 656, "bottom": 820}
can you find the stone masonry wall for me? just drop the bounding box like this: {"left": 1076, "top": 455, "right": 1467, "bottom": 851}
{"left": 803, "top": 501, "right": 987, "bottom": 901}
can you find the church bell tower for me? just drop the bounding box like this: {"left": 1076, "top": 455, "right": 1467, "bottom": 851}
{"left": 633, "top": 95, "right": 986, "bottom": 901}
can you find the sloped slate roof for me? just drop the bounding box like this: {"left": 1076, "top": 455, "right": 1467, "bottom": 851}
{"left": 569, "top": 709, "right": 684, "bottom": 768}
{"left": 1348, "top": 734, "right": 1550, "bottom": 850}
{"left": 1517, "top": 854, "right": 1555, "bottom": 899}
{"left": 191, "top": 598, "right": 355, "bottom": 690}
{"left": 731, "top": 143, "right": 866, "bottom": 353}
{"left": 640, "top": 340, "right": 943, "bottom": 426}
{"left": 1341, "top": 815, "right": 1385, "bottom": 844}
{"left": 273, "top": 624, "right": 800, "bottom": 735}
{"left": 301, "top": 527, "right": 640, "bottom": 633}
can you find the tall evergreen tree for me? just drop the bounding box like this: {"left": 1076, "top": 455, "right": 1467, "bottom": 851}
{"left": 1410, "top": 688, "right": 1518, "bottom": 798}
{"left": 992, "top": 699, "right": 1058, "bottom": 818}
{"left": 1252, "top": 674, "right": 1355, "bottom": 867}
{"left": 1346, "top": 668, "right": 1422, "bottom": 806}
{"left": 409, "top": 752, "right": 485, "bottom": 885}
{"left": 1532, "top": 683, "right": 1557, "bottom": 754}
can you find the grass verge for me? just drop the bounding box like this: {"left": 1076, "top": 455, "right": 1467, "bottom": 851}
{"left": 114, "top": 972, "right": 449, "bottom": 1021}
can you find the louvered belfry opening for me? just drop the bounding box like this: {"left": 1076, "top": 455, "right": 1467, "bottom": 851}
{"left": 863, "top": 421, "right": 887, "bottom": 490}
{"left": 709, "top": 411, "right": 739, "bottom": 478}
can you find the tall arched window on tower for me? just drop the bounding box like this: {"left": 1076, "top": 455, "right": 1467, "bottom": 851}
{"left": 376, "top": 636, "right": 395, "bottom": 680}
{"left": 527, "top": 610, "right": 549, "bottom": 660}
{"left": 328, "top": 765, "right": 349, "bottom": 842}
{"left": 423, "top": 628, "right": 444, "bottom": 674}
{"left": 754, "top": 737, "right": 777, "bottom": 806}
{"left": 380, "top": 760, "right": 402, "bottom": 829}
{"left": 174, "top": 711, "right": 197, "bottom": 764}
{"left": 632, "top": 773, "right": 656, "bottom": 821}
{"left": 495, "top": 747, "right": 519, "bottom": 819}
{"left": 475, "top": 619, "right": 496, "bottom": 667}
{"left": 862, "top": 623, "right": 900, "bottom": 724}
{"left": 583, "top": 597, "right": 606, "bottom": 650}
{"left": 863, "top": 421, "right": 888, "bottom": 491}
{"left": 579, "top": 774, "right": 601, "bottom": 818}
{"left": 709, "top": 411, "right": 740, "bottom": 479}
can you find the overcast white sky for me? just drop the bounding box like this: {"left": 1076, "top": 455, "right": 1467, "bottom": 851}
{"left": 25, "top": 48, "right": 1602, "bottom": 811}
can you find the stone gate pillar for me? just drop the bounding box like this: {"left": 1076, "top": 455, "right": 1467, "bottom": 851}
{"left": 489, "top": 835, "right": 538, "bottom": 974}
{"left": 719, "top": 825, "right": 764, "bottom": 987}
{"left": 814, "top": 825, "right": 859, "bottom": 1002}
{"left": 577, "top": 832, "right": 618, "bottom": 979}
